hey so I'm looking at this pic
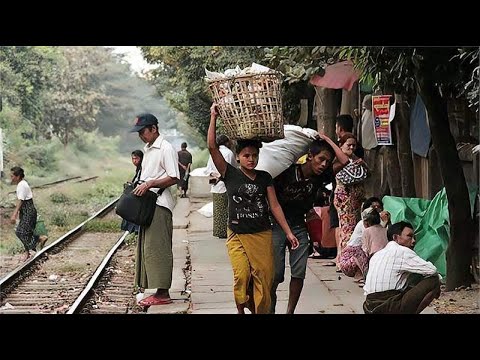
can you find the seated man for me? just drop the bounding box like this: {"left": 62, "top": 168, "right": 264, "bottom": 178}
{"left": 363, "top": 221, "right": 441, "bottom": 314}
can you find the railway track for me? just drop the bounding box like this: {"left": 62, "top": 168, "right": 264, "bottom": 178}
{"left": 0, "top": 198, "right": 142, "bottom": 314}
{"left": 5, "top": 175, "right": 98, "bottom": 196}
{"left": 0, "top": 175, "right": 105, "bottom": 279}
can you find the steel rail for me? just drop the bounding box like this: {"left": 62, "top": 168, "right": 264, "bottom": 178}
{"left": 0, "top": 197, "right": 119, "bottom": 290}
{"left": 67, "top": 230, "right": 129, "bottom": 314}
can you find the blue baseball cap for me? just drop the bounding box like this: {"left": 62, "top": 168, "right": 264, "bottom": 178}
{"left": 130, "top": 113, "right": 159, "bottom": 132}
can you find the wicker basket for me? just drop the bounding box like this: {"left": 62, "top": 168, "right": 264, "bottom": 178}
{"left": 208, "top": 71, "right": 284, "bottom": 142}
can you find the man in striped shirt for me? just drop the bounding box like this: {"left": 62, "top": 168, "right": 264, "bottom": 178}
{"left": 363, "top": 221, "right": 441, "bottom": 314}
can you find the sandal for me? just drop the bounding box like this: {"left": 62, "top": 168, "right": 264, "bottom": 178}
{"left": 138, "top": 295, "right": 173, "bottom": 307}
{"left": 323, "top": 261, "right": 337, "bottom": 267}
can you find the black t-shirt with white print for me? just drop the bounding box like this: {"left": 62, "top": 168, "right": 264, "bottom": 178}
{"left": 274, "top": 164, "right": 333, "bottom": 226}
{"left": 223, "top": 163, "right": 273, "bottom": 234}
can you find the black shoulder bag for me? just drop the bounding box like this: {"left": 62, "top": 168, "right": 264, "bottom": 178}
{"left": 115, "top": 171, "right": 165, "bottom": 227}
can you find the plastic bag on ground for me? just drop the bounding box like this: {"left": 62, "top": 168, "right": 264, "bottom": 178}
{"left": 197, "top": 202, "right": 213, "bottom": 218}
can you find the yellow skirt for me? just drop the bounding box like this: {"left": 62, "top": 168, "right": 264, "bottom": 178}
{"left": 226, "top": 228, "right": 274, "bottom": 314}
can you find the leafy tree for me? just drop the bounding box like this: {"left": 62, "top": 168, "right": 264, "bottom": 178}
{"left": 343, "top": 47, "right": 478, "bottom": 289}
{"left": 262, "top": 45, "right": 479, "bottom": 289}
{"left": 42, "top": 47, "right": 109, "bottom": 146}
{"left": 140, "top": 46, "right": 265, "bottom": 137}
{"left": 264, "top": 46, "right": 331, "bottom": 83}
{"left": 0, "top": 46, "right": 59, "bottom": 137}
{"left": 453, "top": 48, "right": 479, "bottom": 115}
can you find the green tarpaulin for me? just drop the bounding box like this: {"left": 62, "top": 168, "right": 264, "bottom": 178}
{"left": 382, "top": 187, "right": 478, "bottom": 278}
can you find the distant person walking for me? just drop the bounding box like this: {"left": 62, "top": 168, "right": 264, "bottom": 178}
{"left": 206, "top": 134, "right": 237, "bottom": 238}
{"left": 129, "top": 113, "right": 180, "bottom": 307}
{"left": 120, "top": 150, "right": 143, "bottom": 235}
{"left": 9, "top": 166, "right": 47, "bottom": 261}
{"left": 177, "top": 142, "right": 192, "bottom": 198}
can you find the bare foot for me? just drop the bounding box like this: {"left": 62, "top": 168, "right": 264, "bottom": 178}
{"left": 37, "top": 235, "right": 48, "bottom": 250}
{"left": 20, "top": 252, "right": 30, "bottom": 262}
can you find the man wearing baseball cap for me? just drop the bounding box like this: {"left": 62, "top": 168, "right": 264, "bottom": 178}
{"left": 129, "top": 113, "right": 180, "bottom": 307}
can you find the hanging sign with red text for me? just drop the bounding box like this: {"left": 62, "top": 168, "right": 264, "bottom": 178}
{"left": 372, "top": 95, "right": 393, "bottom": 145}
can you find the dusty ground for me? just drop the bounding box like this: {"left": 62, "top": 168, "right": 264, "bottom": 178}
{"left": 432, "top": 283, "right": 479, "bottom": 314}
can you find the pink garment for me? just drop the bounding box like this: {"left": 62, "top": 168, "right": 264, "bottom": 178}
{"left": 309, "top": 61, "right": 361, "bottom": 91}
{"left": 339, "top": 245, "right": 368, "bottom": 277}
{"left": 334, "top": 182, "right": 365, "bottom": 249}
{"left": 361, "top": 224, "right": 388, "bottom": 256}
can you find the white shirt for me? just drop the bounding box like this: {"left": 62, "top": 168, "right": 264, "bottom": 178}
{"left": 141, "top": 134, "right": 180, "bottom": 213}
{"left": 363, "top": 241, "right": 438, "bottom": 295}
{"left": 206, "top": 145, "right": 237, "bottom": 193}
{"left": 16, "top": 179, "right": 33, "bottom": 200}
{"left": 347, "top": 220, "right": 365, "bottom": 247}
{"left": 361, "top": 109, "right": 378, "bottom": 150}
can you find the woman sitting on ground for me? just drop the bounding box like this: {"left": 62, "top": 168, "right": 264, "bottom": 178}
{"left": 338, "top": 206, "right": 387, "bottom": 282}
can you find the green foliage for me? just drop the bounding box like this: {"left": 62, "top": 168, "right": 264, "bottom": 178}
{"left": 124, "top": 232, "right": 138, "bottom": 246}
{"left": 0, "top": 240, "right": 25, "bottom": 255}
{"left": 83, "top": 218, "right": 121, "bottom": 232}
{"left": 264, "top": 46, "right": 332, "bottom": 84}
{"left": 50, "top": 192, "right": 70, "bottom": 204}
{"left": 263, "top": 46, "right": 479, "bottom": 115}
{"left": 42, "top": 47, "right": 109, "bottom": 145}
{"left": 69, "top": 130, "right": 121, "bottom": 159}
{"left": 452, "top": 48, "right": 479, "bottom": 114}
{"left": 191, "top": 148, "right": 210, "bottom": 170}
{"left": 141, "top": 46, "right": 265, "bottom": 137}
{"left": 20, "top": 144, "right": 58, "bottom": 172}
{"left": 0, "top": 46, "right": 59, "bottom": 137}
{"left": 51, "top": 211, "right": 68, "bottom": 227}
{"left": 331, "top": 47, "right": 479, "bottom": 112}
{"left": 81, "top": 182, "right": 122, "bottom": 207}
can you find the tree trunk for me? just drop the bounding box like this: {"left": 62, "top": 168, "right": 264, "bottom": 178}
{"left": 414, "top": 68, "right": 473, "bottom": 290}
{"left": 314, "top": 86, "right": 336, "bottom": 139}
{"left": 394, "top": 93, "right": 416, "bottom": 197}
{"left": 341, "top": 84, "right": 360, "bottom": 138}
{"left": 380, "top": 145, "right": 402, "bottom": 197}
{"left": 297, "top": 99, "right": 308, "bottom": 127}
{"left": 340, "top": 87, "right": 356, "bottom": 116}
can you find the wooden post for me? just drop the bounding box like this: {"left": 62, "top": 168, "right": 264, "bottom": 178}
{"left": 314, "top": 86, "right": 336, "bottom": 139}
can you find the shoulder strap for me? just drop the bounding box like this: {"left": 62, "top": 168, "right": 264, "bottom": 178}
{"left": 132, "top": 166, "right": 142, "bottom": 183}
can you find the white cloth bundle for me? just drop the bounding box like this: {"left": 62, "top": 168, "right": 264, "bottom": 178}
{"left": 256, "top": 125, "right": 319, "bottom": 178}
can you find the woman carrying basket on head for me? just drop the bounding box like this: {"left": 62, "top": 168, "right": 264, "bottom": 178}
{"left": 208, "top": 103, "right": 299, "bottom": 314}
